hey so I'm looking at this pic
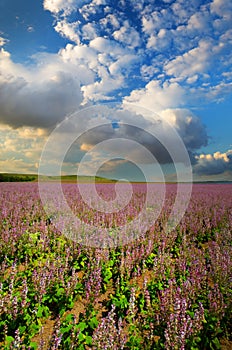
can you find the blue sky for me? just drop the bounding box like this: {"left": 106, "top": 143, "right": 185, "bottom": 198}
{"left": 0, "top": 0, "right": 231, "bottom": 180}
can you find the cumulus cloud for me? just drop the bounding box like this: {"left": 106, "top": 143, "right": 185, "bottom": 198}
{"left": 122, "top": 82, "right": 208, "bottom": 166}
{"left": 210, "top": 0, "right": 232, "bottom": 19}
{"left": 194, "top": 150, "right": 232, "bottom": 176}
{"left": 0, "top": 39, "right": 139, "bottom": 129}
{"left": 55, "top": 20, "right": 81, "bottom": 44}
{"left": 164, "top": 39, "right": 215, "bottom": 80}
{"left": 43, "top": 0, "right": 87, "bottom": 15}
{"left": 0, "top": 158, "right": 38, "bottom": 174}
{"left": 160, "top": 109, "right": 208, "bottom": 151}
{"left": 186, "top": 7, "right": 212, "bottom": 33}
{"left": 0, "top": 124, "right": 47, "bottom": 173}
{"left": 113, "top": 21, "right": 141, "bottom": 48}
{"left": 82, "top": 22, "right": 98, "bottom": 40}
{"left": 99, "top": 13, "right": 120, "bottom": 31}
{"left": 147, "top": 28, "right": 172, "bottom": 51}
{"left": 0, "top": 49, "right": 85, "bottom": 128}
{"left": 124, "top": 80, "right": 186, "bottom": 112}
{"left": 58, "top": 104, "right": 204, "bottom": 170}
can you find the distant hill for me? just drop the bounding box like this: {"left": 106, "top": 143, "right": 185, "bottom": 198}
{"left": 39, "top": 175, "right": 116, "bottom": 183}
{"left": 0, "top": 173, "right": 231, "bottom": 184}
{"left": 0, "top": 173, "right": 116, "bottom": 183}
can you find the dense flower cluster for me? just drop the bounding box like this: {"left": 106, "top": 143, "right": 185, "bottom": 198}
{"left": 0, "top": 182, "right": 231, "bottom": 349}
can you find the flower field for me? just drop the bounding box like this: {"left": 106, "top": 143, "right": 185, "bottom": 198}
{"left": 0, "top": 182, "right": 231, "bottom": 349}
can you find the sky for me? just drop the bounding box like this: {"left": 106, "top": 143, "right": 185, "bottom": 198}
{"left": 0, "top": 0, "right": 231, "bottom": 181}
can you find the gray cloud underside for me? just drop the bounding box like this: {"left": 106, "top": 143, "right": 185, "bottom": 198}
{"left": 0, "top": 70, "right": 83, "bottom": 129}
{"left": 61, "top": 107, "right": 208, "bottom": 167}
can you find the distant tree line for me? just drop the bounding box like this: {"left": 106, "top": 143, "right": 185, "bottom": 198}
{"left": 0, "top": 174, "right": 37, "bottom": 182}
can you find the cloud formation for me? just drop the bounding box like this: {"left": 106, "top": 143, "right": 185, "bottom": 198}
{"left": 0, "top": 124, "right": 46, "bottom": 173}
{"left": 194, "top": 150, "right": 232, "bottom": 176}
{"left": 0, "top": 0, "right": 231, "bottom": 178}
{"left": 0, "top": 49, "right": 85, "bottom": 128}
{"left": 1, "top": 0, "right": 231, "bottom": 130}
{"left": 44, "top": 0, "right": 232, "bottom": 100}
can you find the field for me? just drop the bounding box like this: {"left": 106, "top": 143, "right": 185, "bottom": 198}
{"left": 0, "top": 182, "right": 231, "bottom": 349}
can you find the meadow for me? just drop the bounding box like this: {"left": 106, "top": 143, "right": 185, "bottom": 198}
{"left": 0, "top": 182, "right": 231, "bottom": 349}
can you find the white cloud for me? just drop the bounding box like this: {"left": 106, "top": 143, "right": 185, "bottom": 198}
{"left": 82, "top": 22, "right": 98, "bottom": 40}
{"left": 124, "top": 79, "right": 186, "bottom": 112}
{"left": 0, "top": 48, "right": 30, "bottom": 79}
{"left": 108, "top": 54, "right": 138, "bottom": 75}
{"left": 123, "top": 80, "right": 208, "bottom": 161}
{"left": 142, "top": 8, "right": 173, "bottom": 35}
{"left": 194, "top": 150, "right": 232, "bottom": 176}
{"left": 187, "top": 7, "right": 211, "bottom": 32}
{"left": 43, "top": 0, "right": 87, "bottom": 15}
{"left": 205, "top": 81, "right": 232, "bottom": 101}
{"left": 140, "top": 64, "right": 160, "bottom": 81}
{"left": 147, "top": 28, "right": 172, "bottom": 51}
{"left": 211, "top": 0, "right": 232, "bottom": 35}
{"left": 55, "top": 20, "right": 81, "bottom": 44}
{"left": 220, "top": 29, "right": 232, "bottom": 44}
{"left": 59, "top": 38, "right": 138, "bottom": 102}
{"left": 42, "top": 0, "right": 232, "bottom": 106}
{"left": 113, "top": 21, "right": 141, "bottom": 48}
{"left": 59, "top": 43, "right": 97, "bottom": 71}
{"left": 0, "top": 125, "right": 47, "bottom": 173}
{"left": 171, "top": 0, "right": 202, "bottom": 24}
{"left": 0, "top": 48, "right": 85, "bottom": 128}
{"left": 186, "top": 75, "right": 198, "bottom": 84}
{"left": 27, "top": 26, "right": 35, "bottom": 33}
{"left": 210, "top": 0, "right": 232, "bottom": 18}
{"left": 81, "top": 76, "right": 124, "bottom": 102}
{"left": 0, "top": 158, "right": 38, "bottom": 174}
{"left": 164, "top": 39, "right": 214, "bottom": 79}
{"left": 89, "top": 36, "right": 131, "bottom": 58}
{"left": 69, "top": 103, "right": 207, "bottom": 169}
{"left": 99, "top": 13, "right": 120, "bottom": 31}
{"left": 79, "top": 0, "right": 106, "bottom": 21}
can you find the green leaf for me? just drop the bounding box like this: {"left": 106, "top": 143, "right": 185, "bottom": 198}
{"left": 30, "top": 322, "right": 40, "bottom": 336}
{"left": 36, "top": 305, "right": 44, "bottom": 318}
{"left": 65, "top": 314, "right": 74, "bottom": 322}
{"left": 29, "top": 342, "right": 38, "bottom": 349}
{"left": 158, "top": 281, "right": 163, "bottom": 290}
{"left": 75, "top": 282, "right": 83, "bottom": 293}
{"left": 19, "top": 325, "right": 26, "bottom": 334}
{"left": 36, "top": 305, "right": 50, "bottom": 318}
{"left": 187, "top": 310, "right": 194, "bottom": 318}
{"left": 85, "top": 335, "right": 92, "bottom": 345}
{"left": 5, "top": 336, "right": 14, "bottom": 345}
{"left": 56, "top": 287, "right": 64, "bottom": 297}
{"left": 61, "top": 325, "right": 73, "bottom": 334}
{"left": 89, "top": 316, "right": 98, "bottom": 329}
{"left": 59, "top": 307, "right": 66, "bottom": 316}
{"left": 211, "top": 337, "right": 221, "bottom": 349}
{"left": 78, "top": 332, "right": 86, "bottom": 341}
{"left": 77, "top": 322, "right": 87, "bottom": 332}
{"left": 67, "top": 300, "right": 74, "bottom": 309}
